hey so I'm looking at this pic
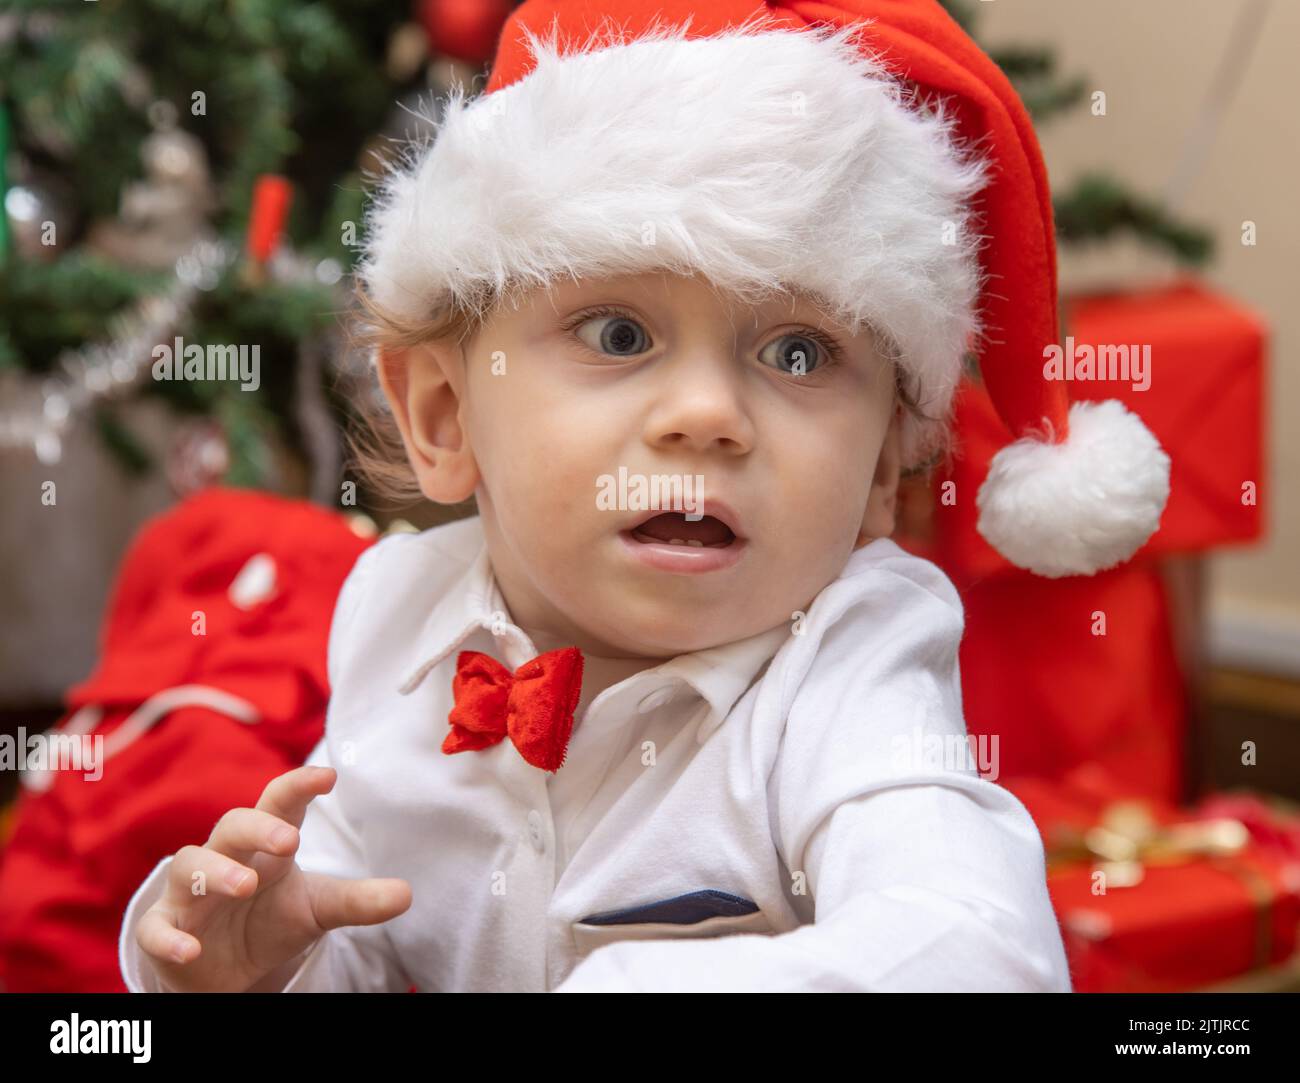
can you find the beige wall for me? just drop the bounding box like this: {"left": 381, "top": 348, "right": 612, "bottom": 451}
{"left": 983, "top": 0, "right": 1300, "bottom": 673}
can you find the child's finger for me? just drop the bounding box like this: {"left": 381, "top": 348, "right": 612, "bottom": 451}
{"left": 205, "top": 806, "right": 300, "bottom": 864}
{"left": 137, "top": 905, "right": 203, "bottom": 966}
{"left": 304, "top": 872, "right": 412, "bottom": 932}
{"left": 254, "top": 764, "right": 336, "bottom": 831}
{"left": 167, "top": 843, "right": 259, "bottom": 904}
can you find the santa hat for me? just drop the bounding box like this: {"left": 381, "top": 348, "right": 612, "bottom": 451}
{"left": 358, "top": 0, "right": 1170, "bottom": 578}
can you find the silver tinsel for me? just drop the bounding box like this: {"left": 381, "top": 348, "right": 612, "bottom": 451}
{"left": 0, "top": 237, "right": 348, "bottom": 468}
{"left": 0, "top": 238, "right": 233, "bottom": 465}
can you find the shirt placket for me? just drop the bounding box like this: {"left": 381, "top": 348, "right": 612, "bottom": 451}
{"left": 491, "top": 627, "right": 561, "bottom": 992}
{"left": 543, "top": 675, "right": 696, "bottom": 989}
{"left": 572, "top": 676, "right": 686, "bottom": 824}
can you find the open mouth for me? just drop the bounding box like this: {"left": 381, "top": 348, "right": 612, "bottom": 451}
{"left": 625, "top": 512, "right": 738, "bottom": 548}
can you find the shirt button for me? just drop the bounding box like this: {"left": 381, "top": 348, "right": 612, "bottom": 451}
{"left": 526, "top": 809, "right": 545, "bottom": 852}
{"left": 637, "top": 686, "right": 676, "bottom": 714}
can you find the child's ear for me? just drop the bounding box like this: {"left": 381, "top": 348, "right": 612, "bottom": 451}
{"left": 855, "top": 404, "right": 904, "bottom": 549}
{"left": 375, "top": 341, "right": 480, "bottom": 504}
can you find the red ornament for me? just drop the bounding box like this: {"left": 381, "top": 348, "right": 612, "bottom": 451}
{"left": 418, "top": 0, "right": 514, "bottom": 64}
{"left": 245, "top": 174, "right": 293, "bottom": 265}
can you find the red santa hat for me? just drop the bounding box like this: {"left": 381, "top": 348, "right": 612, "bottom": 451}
{"left": 359, "top": 0, "right": 1170, "bottom": 578}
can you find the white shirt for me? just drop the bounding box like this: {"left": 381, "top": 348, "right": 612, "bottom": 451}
{"left": 118, "top": 515, "right": 1071, "bottom": 992}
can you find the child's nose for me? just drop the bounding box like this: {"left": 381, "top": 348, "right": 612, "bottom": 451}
{"left": 641, "top": 350, "right": 755, "bottom": 456}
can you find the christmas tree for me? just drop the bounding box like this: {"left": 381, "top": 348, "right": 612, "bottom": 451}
{"left": 0, "top": 0, "right": 513, "bottom": 492}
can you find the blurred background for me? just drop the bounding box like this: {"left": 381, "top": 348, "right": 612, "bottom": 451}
{"left": 0, "top": 0, "right": 1296, "bottom": 992}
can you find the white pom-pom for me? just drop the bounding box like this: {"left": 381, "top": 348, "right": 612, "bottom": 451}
{"left": 975, "top": 399, "right": 1171, "bottom": 578}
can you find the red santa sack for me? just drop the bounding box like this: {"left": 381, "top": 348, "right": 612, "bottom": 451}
{"left": 0, "top": 487, "right": 372, "bottom": 992}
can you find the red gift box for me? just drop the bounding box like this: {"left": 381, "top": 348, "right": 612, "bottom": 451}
{"left": 1004, "top": 771, "right": 1300, "bottom": 992}
{"left": 929, "top": 275, "right": 1267, "bottom": 584}
{"left": 960, "top": 565, "right": 1188, "bottom": 801}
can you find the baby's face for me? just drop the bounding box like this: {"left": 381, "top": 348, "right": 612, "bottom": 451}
{"left": 382, "top": 271, "right": 901, "bottom": 659}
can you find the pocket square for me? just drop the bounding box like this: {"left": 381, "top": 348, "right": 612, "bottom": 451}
{"left": 579, "top": 889, "right": 759, "bottom": 926}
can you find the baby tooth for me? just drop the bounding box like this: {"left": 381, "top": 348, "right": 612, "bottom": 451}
{"left": 686, "top": 540, "right": 704, "bottom": 547}
{"left": 668, "top": 538, "right": 685, "bottom": 545}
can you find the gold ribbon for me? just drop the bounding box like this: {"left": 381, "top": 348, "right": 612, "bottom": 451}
{"left": 1047, "top": 800, "right": 1279, "bottom": 971}
{"left": 1045, "top": 800, "right": 1249, "bottom": 886}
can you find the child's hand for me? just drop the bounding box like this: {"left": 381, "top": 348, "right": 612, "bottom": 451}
{"left": 135, "top": 765, "right": 412, "bottom": 992}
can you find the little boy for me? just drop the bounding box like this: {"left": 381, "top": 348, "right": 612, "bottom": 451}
{"left": 119, "top": 0, "right": 1169, "bottom": 992}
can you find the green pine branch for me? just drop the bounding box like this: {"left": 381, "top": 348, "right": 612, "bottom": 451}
{"left": 0, "top": 254, "right": 167, "bottom": 372}
{"left": 1054, "top": 173, "right": 1215, "bottom": 265}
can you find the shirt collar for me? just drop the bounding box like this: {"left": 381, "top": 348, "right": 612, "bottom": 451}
{"left": 396, "top": 525, "right": 790, "bottom": 726}
{"left": 647, "top": 622, "right": 790, "bottom": 735}
{"left": 397, "top": 541, "right": 532, "bottom": 695}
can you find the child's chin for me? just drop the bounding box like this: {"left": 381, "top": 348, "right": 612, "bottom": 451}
{"left": 598, "top": 600, "right": 777, "bottom": 658}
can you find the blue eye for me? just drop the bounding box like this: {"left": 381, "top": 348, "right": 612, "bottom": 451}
{"left": 759, "top": 333, "right": 827, "bottom": 375}
{"left": 574, "top": 313, "right": 651, "bottom": 356}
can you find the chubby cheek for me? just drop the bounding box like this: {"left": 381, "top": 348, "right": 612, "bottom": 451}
{"left": 467, "top": 371, "right": 603, "bottom": 551}
{"left": 767, "top": 507, "right": 855, "bottom": 615}
{"left": 766, "top": 422, "right": 874, "bottom": 563}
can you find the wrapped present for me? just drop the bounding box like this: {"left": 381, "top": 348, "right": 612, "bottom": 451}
{"left": 959, "top": 562, "right": 1188, "bottom": 801}
{"left": 927, "top": 275, "right": 1267, "bottom": 584}
{"left": 1004, "top": 772, "right": 1300, "bottom": 992}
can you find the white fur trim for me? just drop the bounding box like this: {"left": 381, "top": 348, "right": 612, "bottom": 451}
{"left": 359, "top": 18, "right": 990, "bottom": 467}
{"left": 976, "top": 399, "right": 1172, "bottom": 577}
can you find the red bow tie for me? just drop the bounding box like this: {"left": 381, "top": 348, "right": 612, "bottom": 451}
{"left": 443, "top": 647, "right": 585, "bottom": 772}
